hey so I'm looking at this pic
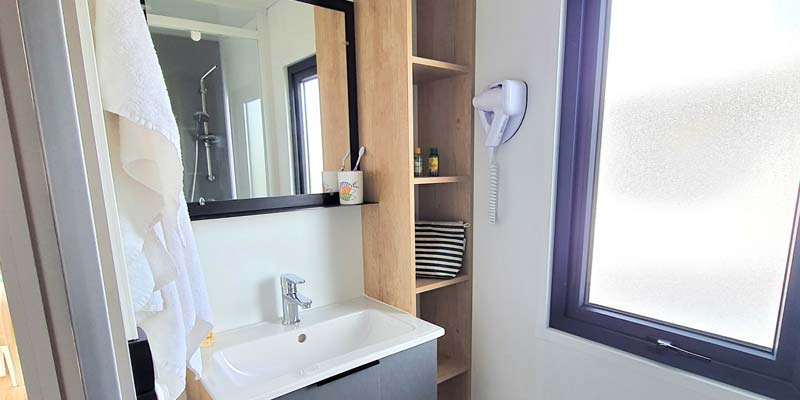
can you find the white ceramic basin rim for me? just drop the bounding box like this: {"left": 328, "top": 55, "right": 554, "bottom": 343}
{"left": 213, "top": 309, "right": 413, "bottom": 381}
{"left": 200, "top": 297, "right": 444, "bottom": 400}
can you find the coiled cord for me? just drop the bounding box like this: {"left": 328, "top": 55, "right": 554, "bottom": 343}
{"left": 488, "top": 162, "right": 499, "bottom": 224}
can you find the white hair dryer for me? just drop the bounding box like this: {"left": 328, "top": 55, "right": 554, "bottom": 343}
{"left": 473, "top": 80, "right": 527, "bottom": 224}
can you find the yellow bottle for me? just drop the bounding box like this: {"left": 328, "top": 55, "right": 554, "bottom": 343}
{"left": 428, "top": 147, "right": 439, "bottom": 177}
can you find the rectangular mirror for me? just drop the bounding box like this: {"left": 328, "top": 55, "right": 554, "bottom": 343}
{"left": 145, "top": 0, "right": 358, "bottom": 219}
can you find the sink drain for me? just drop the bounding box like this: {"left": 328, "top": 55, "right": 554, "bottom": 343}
{"left": 297, "top": 333, "right": 307, "bottom": 343}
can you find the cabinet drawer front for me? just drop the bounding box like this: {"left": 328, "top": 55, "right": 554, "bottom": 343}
{"left": 277, "top": 340, "right": 437, "bottom": 400}
{"left": 277, "top": 362, "right": 380, "bottom": 400}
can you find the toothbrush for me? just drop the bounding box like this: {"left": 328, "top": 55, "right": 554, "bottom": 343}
{"left": 339, "top": 149, "right": 350, "bottom": 171}
{"left": 353, "top": 146, "right": 366, "bottom": 171}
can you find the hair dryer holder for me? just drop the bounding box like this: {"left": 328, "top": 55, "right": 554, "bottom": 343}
{"left": 473, "top": 80, "right": 528, "bottom": 224}
{"left": 475, "top": 80, "right": 528, "bottom": 149}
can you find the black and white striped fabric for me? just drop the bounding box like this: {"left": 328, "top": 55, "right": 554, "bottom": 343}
{"left": 415, "top": 221, "right": 467, "bottom": 279}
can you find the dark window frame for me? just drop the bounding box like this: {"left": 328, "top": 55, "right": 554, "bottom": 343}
{"left": 287, "top": 55, "right": 319, "bottom": 194}
{"left": 550, "top": 1, "right": 800, "bottom": 398}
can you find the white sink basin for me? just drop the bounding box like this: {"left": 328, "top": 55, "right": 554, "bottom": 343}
{"left": 199, "top": 297, "right": 444, "bottom": 400}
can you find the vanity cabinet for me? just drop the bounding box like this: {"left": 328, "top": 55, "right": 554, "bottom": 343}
{"left": 277, "top": 341, "right": 437, "bottom": 400}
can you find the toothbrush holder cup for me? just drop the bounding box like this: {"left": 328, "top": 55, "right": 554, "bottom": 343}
{"left": 322, "top": 171, "right": 339, "bottom": 194}
{"left": 337, "top": 171, "right": 364, "bottom": 205}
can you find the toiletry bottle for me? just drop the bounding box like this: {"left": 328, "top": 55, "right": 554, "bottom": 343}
{"left": 428, "top": 147, "right": 439, "bottom": 177}
{"left": 414, "top": 147, "right": 422, "bottom": 177}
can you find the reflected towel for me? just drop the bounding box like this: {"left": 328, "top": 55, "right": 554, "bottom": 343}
{"left": 93, "top": 0, "right": 213, "bottom": 398}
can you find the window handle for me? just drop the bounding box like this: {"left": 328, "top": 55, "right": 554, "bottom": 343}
{"left": 656, "top": 339, "right": 712, "bottom": 363}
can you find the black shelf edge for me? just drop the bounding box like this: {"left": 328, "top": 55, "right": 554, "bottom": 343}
{"left": 189, "top": 193, "right": 377, "bottom": 221}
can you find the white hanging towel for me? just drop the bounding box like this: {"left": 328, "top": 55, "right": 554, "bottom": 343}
{"left": 92, "top": 0, "right": 213, "bottom": 398}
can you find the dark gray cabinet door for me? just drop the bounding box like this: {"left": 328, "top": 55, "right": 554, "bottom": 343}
{"left": 276, "top": 340, "right": 437, "bottom": 400}
{"left": 379, "top": 340, "right": 436, "bottom": 400}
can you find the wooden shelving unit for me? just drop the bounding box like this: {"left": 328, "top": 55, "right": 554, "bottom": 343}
{"left": 356, "top": 0, "right": 475, "bottom": 398}
{"left": 413, "top": 176, "right": 468, "bottom": 185}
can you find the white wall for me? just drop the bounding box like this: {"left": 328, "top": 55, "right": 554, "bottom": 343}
{"left": 220, "top": 35, "right": 264, "bottom": 199}
{"left": 191, "top": 206, "right": 364, "bottom": 332}
{"left": 471, "top": 1, "right": 768, "bottom": 399}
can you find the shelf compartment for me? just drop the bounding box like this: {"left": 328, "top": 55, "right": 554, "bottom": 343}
{"left": 412, "top": 56, "right": 470, "bottom": 84}
{"left": 416, "top": 275, "right": 470, "bottom": 294}
{"left": 436, "top": 354, "right": 469, "bottom": 384}
{"left": 413, "top": 176, "right": 469, "bottom": 185}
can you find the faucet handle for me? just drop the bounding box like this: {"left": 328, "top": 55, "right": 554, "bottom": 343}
{"left": 280, "top": 274, "right": 305, "bottom": 292}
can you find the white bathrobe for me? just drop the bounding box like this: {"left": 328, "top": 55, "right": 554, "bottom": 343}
{"left": 92, "top": 0, "right": 213, "bottom": 398}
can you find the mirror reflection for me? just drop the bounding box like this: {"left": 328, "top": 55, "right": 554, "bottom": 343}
{"left": 147, "top": 0, "right": 352, "bottom": 203}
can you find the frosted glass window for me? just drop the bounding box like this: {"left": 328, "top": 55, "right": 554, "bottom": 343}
{"left": 587, "top": 0, "right": 800, "bottom": 349}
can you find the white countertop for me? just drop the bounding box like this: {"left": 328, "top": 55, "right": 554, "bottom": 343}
{"left": 198, "top": 296, "right": 444, "bottom": 400}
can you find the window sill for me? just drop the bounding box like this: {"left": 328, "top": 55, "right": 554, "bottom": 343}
{"left": 533, "top": 326, "right": 768, "bottom": 399}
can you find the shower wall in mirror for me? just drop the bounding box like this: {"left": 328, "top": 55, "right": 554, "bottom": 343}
{"left": 146, "top": 0, "right": 353, "bottom": 204}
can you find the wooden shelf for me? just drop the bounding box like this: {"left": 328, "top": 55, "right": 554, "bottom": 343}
{"left": 437, "top": 354, "right": 470, "bottom": 384}
{"left": 412, "top": 56, "right": 470, "bottom": 84}
{"left": 416, "top": 275, "right": 471, "bottom": 294}
{"left": 413, "top": 176, "right": 468, "bottom": 185}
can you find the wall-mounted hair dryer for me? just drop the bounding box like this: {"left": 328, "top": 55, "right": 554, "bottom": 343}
{"left": 473, "top": 80, "right": 527, "bottom": 224}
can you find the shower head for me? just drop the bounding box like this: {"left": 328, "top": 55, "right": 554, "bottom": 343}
{"left": 199, "top": 65, "right": 218, "bottom": 98}
{"left": 200, "top": 65, "right": 217, "bottom": 83}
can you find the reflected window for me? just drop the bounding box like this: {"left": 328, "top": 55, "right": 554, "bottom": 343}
{"left": 288, "top": 56, "right": 323, "bottom": 194}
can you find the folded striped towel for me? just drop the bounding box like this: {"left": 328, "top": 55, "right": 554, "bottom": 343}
{"left": 415, "top": 221, "right": 468, "bottom": 279}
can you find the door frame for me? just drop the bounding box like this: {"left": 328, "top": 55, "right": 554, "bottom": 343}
{"left": 0, "top": 39, "right": 65, "bottom": 400}
{"left": 0, "top": 0, "right": 133, "bottom": 398}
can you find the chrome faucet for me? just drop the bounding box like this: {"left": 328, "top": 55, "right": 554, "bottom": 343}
{"left": 280, "top": 274, "right": 312, "bottom": 325}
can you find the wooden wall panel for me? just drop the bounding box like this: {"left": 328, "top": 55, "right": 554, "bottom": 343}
{"left": 314, "top": 7, "right": 351, "bottom": 171}
{"left": 356, "top": 0, "right": 417, "bottom": 313}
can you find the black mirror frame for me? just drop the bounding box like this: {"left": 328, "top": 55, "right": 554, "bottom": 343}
{"left": 189, "top": 0, "right": 359, "bottom": 221}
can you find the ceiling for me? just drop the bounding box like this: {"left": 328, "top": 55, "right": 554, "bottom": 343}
{"left": 146, "top": 0, "right": 283, "bottom": 28}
